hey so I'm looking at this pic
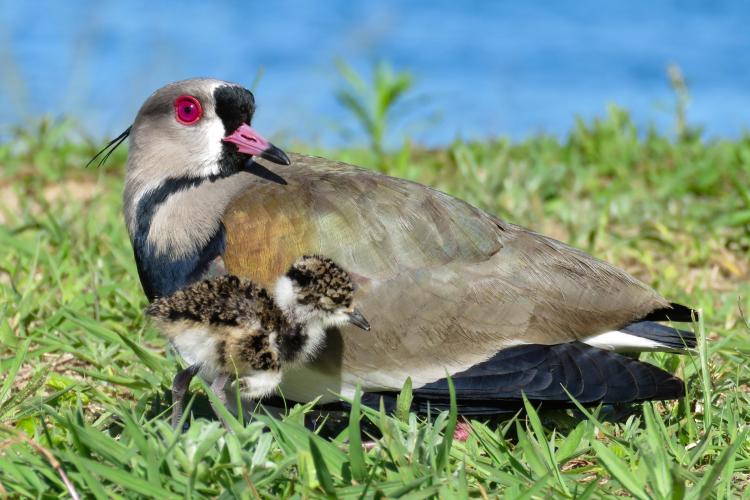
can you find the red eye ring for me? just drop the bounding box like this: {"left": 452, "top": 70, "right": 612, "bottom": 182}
{"left": 174, "top": 95, "right": 203, "bottom": 125}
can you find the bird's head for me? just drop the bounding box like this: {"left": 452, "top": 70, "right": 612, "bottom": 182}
{"left": 123, "top": 78, "right": 289, "bottom": 188}
{"left": 274, "top": 255, "right": 371, "bottom": 331}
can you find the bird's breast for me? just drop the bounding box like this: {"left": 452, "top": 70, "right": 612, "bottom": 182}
{"left": 171, "top": 327, "right": 223, "bottom": 381}
{"left": 222, "top": 189, "right": 320, "bottom": 287}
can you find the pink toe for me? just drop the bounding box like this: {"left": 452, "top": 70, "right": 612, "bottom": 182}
{"left": 453, "top": 421, "right": 472, "bottom": 441}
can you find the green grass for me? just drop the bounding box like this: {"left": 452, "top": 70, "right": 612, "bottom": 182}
{"left": 1, "top": 103, "right": 750, "bottom": 498}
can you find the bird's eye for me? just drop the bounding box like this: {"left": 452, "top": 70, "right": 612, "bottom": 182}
{"left": 174, "top": 95, "right": 203, "bottom": 125}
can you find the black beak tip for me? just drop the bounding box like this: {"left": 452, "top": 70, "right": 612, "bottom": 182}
{"left": 347, "top": 310, "right": 371, "bottom": 331}
{"left": 260, "top": 144, "right": 291, "bottom": 166}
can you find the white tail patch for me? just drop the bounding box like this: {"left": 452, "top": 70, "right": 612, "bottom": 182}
{"left": 583, "top": 330, "right": 668, "bottom": 352}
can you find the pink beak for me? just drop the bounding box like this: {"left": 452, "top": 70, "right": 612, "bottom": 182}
{"left": 222, "top": 123, "right": 290, "bottom": 165}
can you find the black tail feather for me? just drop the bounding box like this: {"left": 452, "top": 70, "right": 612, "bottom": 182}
{"left": 642, "top": 302, "right": 698, "bottom": 323}
{"left": 621, "top": 321, "right": 697, "bottom": 349}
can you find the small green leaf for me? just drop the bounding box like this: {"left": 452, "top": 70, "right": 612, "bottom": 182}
{"left": 395, "top": 376, "right": 413, "bottom": 422}
{"left": 72, "top": 456, "right": 174, "bottom": 497}
{"left": 0, "top": 338, "right": 32, "bottom": 408}
{"left": 592, "top": 440, "right": 649, "bottom": 500}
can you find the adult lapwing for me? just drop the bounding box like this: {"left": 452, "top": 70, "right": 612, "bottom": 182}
{"left": 100, "top": 78, "right": 696, "bottom": 415}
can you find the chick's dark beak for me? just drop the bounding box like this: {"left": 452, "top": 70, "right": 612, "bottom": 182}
{"left": 222, "top": 123, "right": 291, "bottom": 165}
{"left": 346, "top": 309, "right": 370, "bottom": 331}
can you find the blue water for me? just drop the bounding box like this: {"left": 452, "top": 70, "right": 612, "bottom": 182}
{"left": 1, "top": 0, "right": 749, "bottom": 146}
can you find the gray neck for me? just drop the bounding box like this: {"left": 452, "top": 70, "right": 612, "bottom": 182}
{"left": 122, "top": 171, "right": 257, "bottom": 299}
{"left": 124, "top": 172, "right": 256, "bottom": 260}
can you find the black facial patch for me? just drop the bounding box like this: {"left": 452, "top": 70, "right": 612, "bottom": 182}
{"left": 257, "top": 352, "right": 276, "bottom": 370}
{"left": 214, "top": 85, "right": 257, "bottom": 175}
{"left": 286, "top": 267, "right": 313, "bottom": 287}
{"left": 214, "top": 85, "right": 256, "bottom": 135}
{"left": 278, "top": 323, "right": 307, "bottom": 363}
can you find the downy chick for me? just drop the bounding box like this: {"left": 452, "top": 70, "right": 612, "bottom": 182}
{"left": 147, "top": 255, "right": 369, "bottom": 428}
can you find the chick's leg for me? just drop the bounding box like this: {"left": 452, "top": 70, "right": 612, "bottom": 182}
{"left": 209, "top": 374, "right": 234, "bottom": 432}
{"left": 171, "top": 364, "right": 201, "bottom": 429}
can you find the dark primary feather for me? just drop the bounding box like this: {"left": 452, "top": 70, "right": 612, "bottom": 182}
{"left": 408, "top": 342, "right": 684, "bottom": 413}
{"left": 337, "top": 342, "right": 685, "bottom": 416}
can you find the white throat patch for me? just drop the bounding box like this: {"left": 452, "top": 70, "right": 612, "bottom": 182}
{"left": 196, "top": 117, "right": 225, "bottom": 177}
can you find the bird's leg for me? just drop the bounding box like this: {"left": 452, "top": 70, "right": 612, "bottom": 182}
{"left": 171, "top": 364, "right": 201, "bottom": 430}
{"left": 234, "top": 377, "right": 258, "bottom": 423}
{"left": 209, "top": 374, "right": 234, "bottom": 432}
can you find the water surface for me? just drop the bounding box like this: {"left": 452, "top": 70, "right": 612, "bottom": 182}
{"left": 1, "top": 0, "right": 748, "bottom": 145}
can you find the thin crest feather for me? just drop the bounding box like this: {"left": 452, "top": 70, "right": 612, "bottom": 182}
{"left": 85, "top": 126, "right": 132, "bottom": 169}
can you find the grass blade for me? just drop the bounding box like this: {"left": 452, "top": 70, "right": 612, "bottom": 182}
{"left": 309, "top": 436, "right": 336, "bottom": 497}
{"left": 591, "top": 440, "right": 649, "bottom": 500}
{"left": 692, "top": 429, "right": 748, "bottom": 500}
{"left": 396, "top": 376, "right": 413, "bottom": 422}
{"left": 348, "top": 386, "right": 367, "bottom": 483}
{"left": 0, "top": 338, "right": 32, "bottom": 412}
{"left": 436, "top": 375, "right": 457, "bottom": 471}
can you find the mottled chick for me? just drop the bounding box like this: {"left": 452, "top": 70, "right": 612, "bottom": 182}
{"left": 147, "top": 255, "right": 369, "bottom": 428}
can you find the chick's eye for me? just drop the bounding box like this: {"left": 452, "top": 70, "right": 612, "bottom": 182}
{"left": 174, "top": 95, "right": 202, "bottom": 125}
